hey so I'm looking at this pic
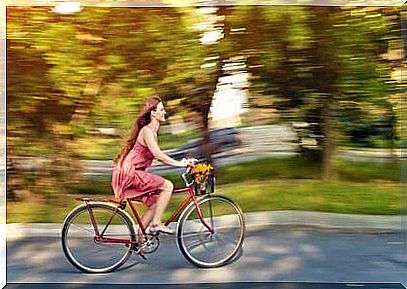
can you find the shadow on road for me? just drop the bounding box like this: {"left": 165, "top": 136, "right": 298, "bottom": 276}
{"left": 6, "top": 227, "right": 406, "bottom": 284}
{"left": 117, "top": 259, "right": 145, "bottom": 272}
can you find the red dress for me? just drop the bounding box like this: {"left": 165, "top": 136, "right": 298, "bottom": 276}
{"left": 111, "top": 140, "right": 165, "bottom": 207}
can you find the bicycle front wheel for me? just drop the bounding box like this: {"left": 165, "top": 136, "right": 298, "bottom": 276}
{"left": 61, "top": 203, "right": 136, "bottom": 273}
{"left": 177, "top": 195, "right": 245, "bottom": 268}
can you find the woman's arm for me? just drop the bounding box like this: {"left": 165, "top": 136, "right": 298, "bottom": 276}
{"left": 142, "top": 127, "right": 187, "bottom": 167}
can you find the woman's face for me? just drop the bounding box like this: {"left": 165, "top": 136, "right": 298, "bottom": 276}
{"left": 153, "top": 102, "right": 167, "bottom": 123}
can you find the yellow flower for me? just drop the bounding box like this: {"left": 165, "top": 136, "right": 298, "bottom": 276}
{"left": 192, "top": 163, "right": 213, "bottom": 184}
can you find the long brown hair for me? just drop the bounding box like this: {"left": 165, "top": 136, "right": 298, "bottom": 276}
{"left": 115, "top": 96, "right": 162, "bottom": 166}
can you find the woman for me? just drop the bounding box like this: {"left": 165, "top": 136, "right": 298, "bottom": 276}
{"left": 112, "top": 96, "right": 195, "bottom": 234}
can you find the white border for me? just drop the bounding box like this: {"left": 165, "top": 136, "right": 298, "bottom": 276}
{"left": 2, "top": 2, "right": 405, "bottom": 289}
{"left": 1, "top": 0, "right": 5, "bottom": 288}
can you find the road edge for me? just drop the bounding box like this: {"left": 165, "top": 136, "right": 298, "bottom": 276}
{"left": 6, "top": 210, "right": 405, "bottom": 241}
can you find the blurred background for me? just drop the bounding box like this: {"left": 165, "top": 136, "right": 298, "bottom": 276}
{"left": 6, "top": 6, "right": 405, "bottom": 223}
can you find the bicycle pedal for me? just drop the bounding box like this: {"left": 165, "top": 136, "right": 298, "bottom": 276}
{"left": 138, "top": 252, "right": 147, "bottom": 260}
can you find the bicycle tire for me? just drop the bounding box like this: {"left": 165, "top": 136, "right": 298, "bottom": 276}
{"left": 176, "top": 194, "right": 245, "bottom": 268}
{"left": 61, "top": 202, "right": 136, "bottom": 273}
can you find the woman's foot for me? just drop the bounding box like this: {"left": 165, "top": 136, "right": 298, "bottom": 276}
{"left": 150, "top": 224, "right": 175, "bottom": 235}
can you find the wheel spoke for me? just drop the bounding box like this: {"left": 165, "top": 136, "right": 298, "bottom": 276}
{"left": 62, "top": 204, "right": 135, "bottom": 273}
{"left": 177, "top": 195, "right": 245, "bottom": 267}
{"left": 214, "top": 232, "right": 240, "bottom": 246}
{"left": 70, "top": 223, "right": 95, "bottom": 235}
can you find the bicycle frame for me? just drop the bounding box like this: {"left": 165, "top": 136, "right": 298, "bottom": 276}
{"left": 85, "top": 185, "right": 214, "bottom": 246}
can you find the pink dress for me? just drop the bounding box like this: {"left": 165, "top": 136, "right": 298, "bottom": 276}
{"left": 111, "top": 140, "right": 165, "bottom": 207}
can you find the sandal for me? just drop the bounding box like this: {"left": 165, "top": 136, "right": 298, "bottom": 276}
{"left": 150, "top": 224, "right": 175, "bottom": 235}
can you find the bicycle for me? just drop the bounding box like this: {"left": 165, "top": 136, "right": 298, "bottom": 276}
{"left": 61, "top": 165, "right": 245, "bottom": 273}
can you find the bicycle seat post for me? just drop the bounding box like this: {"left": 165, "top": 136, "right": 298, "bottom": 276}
{"left": 119, "top": 200, "right": 127, "bottom": 210}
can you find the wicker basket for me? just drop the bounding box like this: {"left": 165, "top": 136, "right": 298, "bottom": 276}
{"left": 193, "top": 172, "right": 215, "bottom": 195}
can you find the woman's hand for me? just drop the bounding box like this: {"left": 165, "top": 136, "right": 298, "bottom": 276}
{"left": 187, "top": 158, "right": 198, "bottom": 167}
{"left": 180, "top": 158, "right": 197, "bottom": 167}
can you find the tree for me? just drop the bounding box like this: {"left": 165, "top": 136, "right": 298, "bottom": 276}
{"left": 225, "top": 6, "right": 401, "bottom": 179}
{"left": 7, "top": 6, "right": 222, "bottom": 197}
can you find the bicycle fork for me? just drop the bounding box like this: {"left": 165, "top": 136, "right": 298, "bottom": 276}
{"left": 192, "top": 196, "right": 215, "bottom": 234}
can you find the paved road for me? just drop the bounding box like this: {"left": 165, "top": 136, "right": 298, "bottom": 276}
{"left": 7, "top": 226, "right": 406, "bottom": 285}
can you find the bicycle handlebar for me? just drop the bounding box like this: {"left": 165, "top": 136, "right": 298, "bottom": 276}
{"left": 181, "top": 166, "right": 194, "bottom": 187}
{"left": 181, "top": 158, "right": 210, "bottom": 187}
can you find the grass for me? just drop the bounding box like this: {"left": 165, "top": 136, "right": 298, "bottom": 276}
{"left": 7, "top": 178, "right": 402, "bottom": 223}
{"left": 217, "top": 157, "right": 401, "bottom": 184}
{"left": 7, "top": 156, "right": 404, "bottom": 223}
{"left": 334, "top": 159, "right": 401, "bottom": 182}
{"left": 65, "top": 157, "right": 401, "bottom": 195}
{"left": 217, "top": 179, "right": 402, "bottom": 215}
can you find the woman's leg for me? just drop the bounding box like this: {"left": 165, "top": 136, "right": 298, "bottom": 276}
{"left": 140, "top": 203, "right": 157, "bottom": 231}
{"left": 151, "top": 179, "right": 174, "bottom": 230}
{"left": 137, "top": 203, "right": 157, "bottom": 241}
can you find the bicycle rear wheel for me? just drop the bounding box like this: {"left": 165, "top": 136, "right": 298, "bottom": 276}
{"left": 61, "top": 203, "right": 136, "bottom": 273}
{"left": 177, "top": 195, "right": 245, "bottom": 268}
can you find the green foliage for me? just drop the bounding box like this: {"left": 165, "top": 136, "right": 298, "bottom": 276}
{"left": 6, "top": 6, "right": 402, "bottom": 198}
{"left": 226, "top": 6, "right": 401, "bottom": 147}
{"left": 7, "top": 7, "right": 216, "bottom": 197}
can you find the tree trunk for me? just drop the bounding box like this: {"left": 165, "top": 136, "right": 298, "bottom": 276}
{"left": 312, "top": 7, "right": 339, "bottom": 180}
{"left": 322, "top": 94, "right": 336, "bottom": 180}
{"left": 200, "top": 104, "right": 213, "bottom": 163}
{"left": 387, "top": 106, "right": 398, "bottom": 163}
